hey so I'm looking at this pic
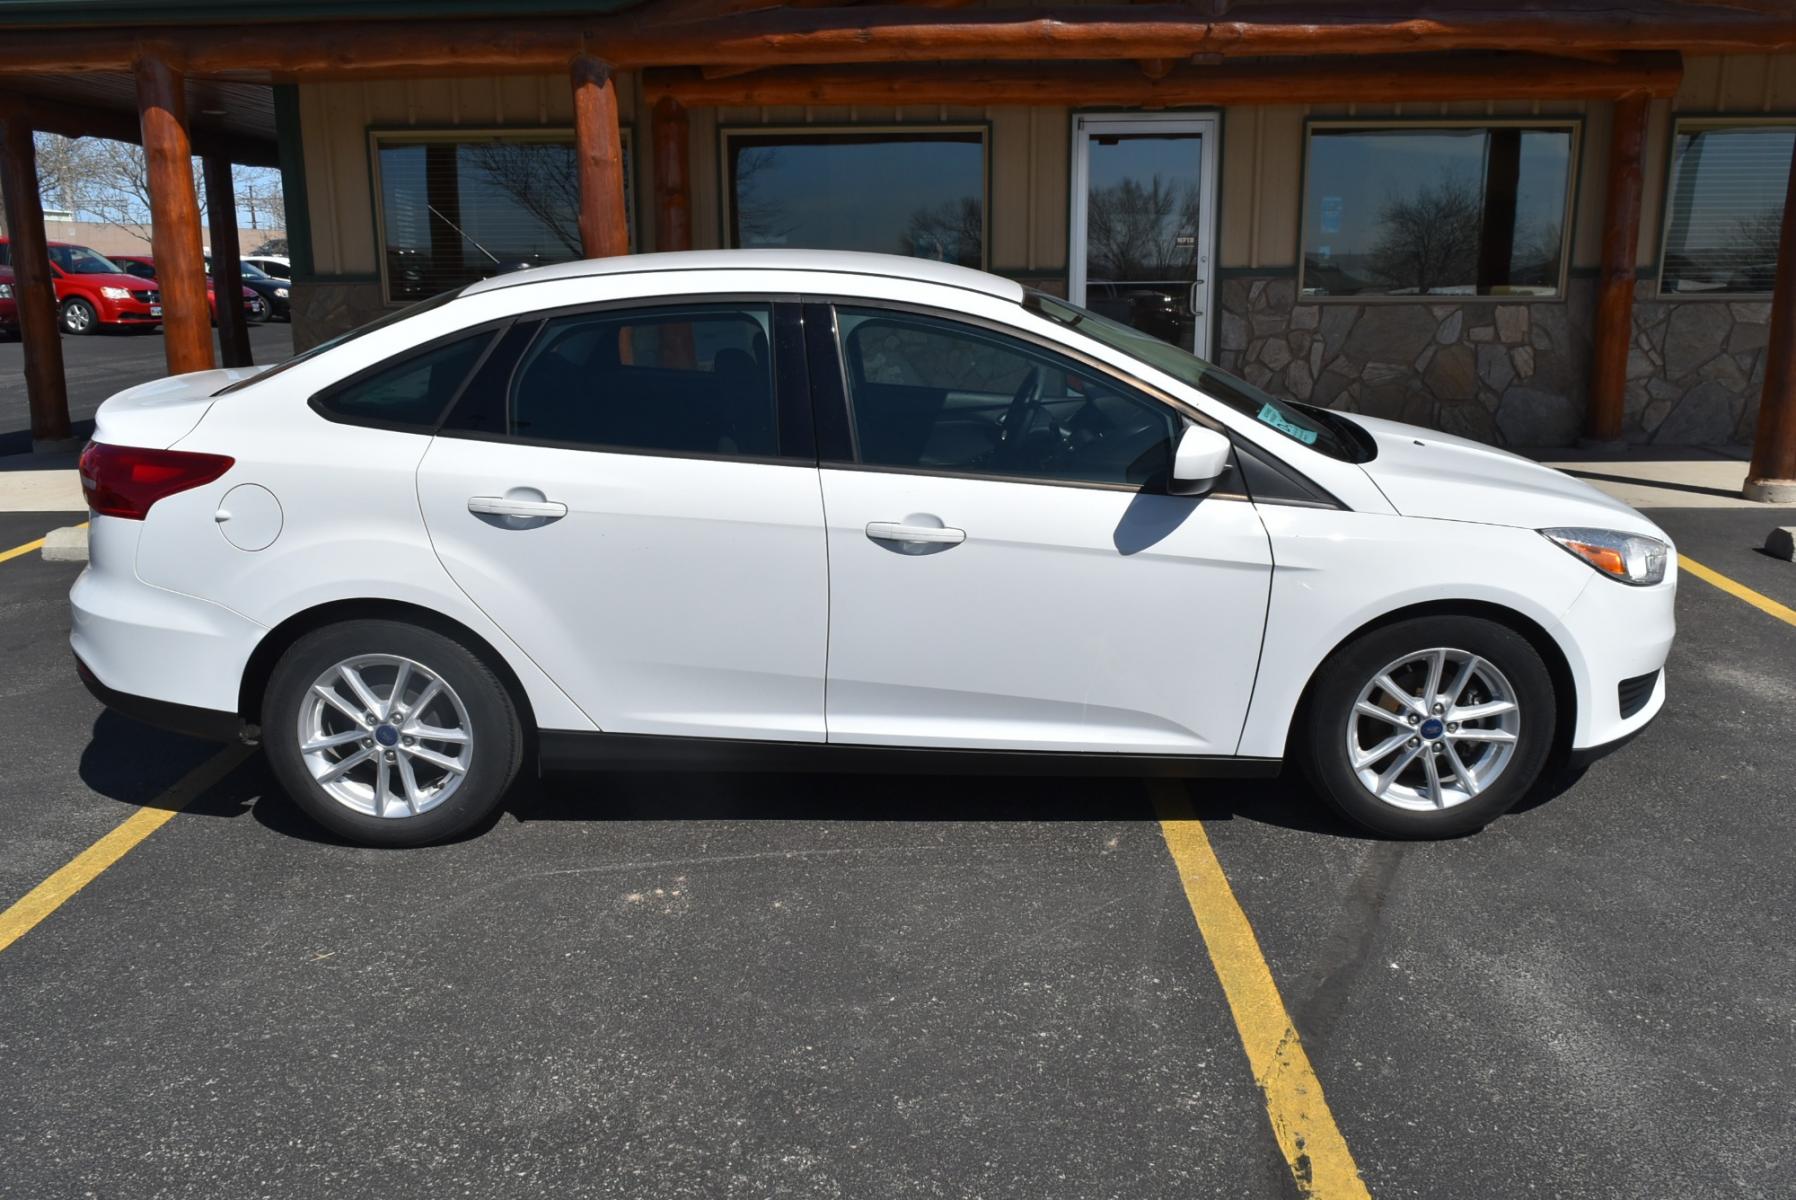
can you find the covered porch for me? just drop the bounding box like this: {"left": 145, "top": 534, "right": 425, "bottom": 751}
{"left": 1, "top": 0, "right": 1794, "bottom": 499}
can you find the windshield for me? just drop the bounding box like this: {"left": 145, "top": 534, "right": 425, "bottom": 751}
{"left": 49, "top": 245, "right": 126, "bottom": 275}
{"left": 1025, "top": 291, "right": 1373, "bottom": 463}
{"left": 213, "top": 288, "right": 464, "bottom": 396}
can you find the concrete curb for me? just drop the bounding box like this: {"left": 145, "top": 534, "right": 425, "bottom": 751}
{"left": 41, "top": 525, "right": 89, "bottom": 563}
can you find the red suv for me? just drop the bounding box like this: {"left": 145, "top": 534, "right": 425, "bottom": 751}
{"left": 0, "top": 238, "right": 161, "bottom": 334}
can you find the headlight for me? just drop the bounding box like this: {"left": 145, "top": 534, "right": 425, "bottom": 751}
{"left": 0, "top": 283, "right": 12, "bottom": 298}
{"left": 273, "top": 287, "right": 289, "bottom": 298}
{"left": 99, "top": 286, "right": 132, "bottom": 300}
{"left": 1541, "top": 527, "right": 1670, "bottom": 586}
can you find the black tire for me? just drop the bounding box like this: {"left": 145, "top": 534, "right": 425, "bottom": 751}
{"left": 1298, "top": 614, "right": 1557, "bottom": 839}
{"left": 262, "top": 619, "right": 523, "bottom": 847}
{"left": 60, "top": 297, "right": 98, "bottom": 335}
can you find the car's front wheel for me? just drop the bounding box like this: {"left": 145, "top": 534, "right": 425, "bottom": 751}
{"left": 60, "top": 297, "right": 98, "bottom": 335}
{"left": 1299, "top": 615, "right": 1556, "bottom": 838}
{"left": 262, "top": 619, "right": 523, "bottom": 847}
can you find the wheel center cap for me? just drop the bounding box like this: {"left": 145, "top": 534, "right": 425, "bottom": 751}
{"left": 374, "top": 724, "right": 400, "bottom": 747}
{"left": 1420, "top": 717, "right": 1445, "bottom": 740}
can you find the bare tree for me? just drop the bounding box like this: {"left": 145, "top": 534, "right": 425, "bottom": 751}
{"left": 1085, "top": 173, "right": 1201, "bottom": 281}
{"left": 461, "top": 141, "right": 582, "bottom": 256}
{"left": 1368, "top": 170, "right": 1481, "bottom": 295}
{"left": 899, "top": 195, "right": 982, "bottom": 266}
{"left": 233, "top": 165, "right": 286, "bottom": 232}
{"left": 733, "top": 147, "right": 794, "bottom": 246}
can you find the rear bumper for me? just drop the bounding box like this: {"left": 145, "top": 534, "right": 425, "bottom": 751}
{"left": 75, "top": 655, "right": 241, "bottom": 741}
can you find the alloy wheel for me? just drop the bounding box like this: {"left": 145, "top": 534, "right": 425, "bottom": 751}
{"left": 1345, "top": 647, "right": 1521, "bottom": 811}
{"left": 297, "top": 654, "right": 473, "bottom": 819}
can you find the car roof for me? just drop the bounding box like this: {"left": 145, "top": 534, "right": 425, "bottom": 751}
{"left": 460, "top": 249, "right": 1026, "bottom": 304}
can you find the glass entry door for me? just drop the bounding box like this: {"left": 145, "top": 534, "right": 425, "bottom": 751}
{"left": 1070, "top": 114, "right": 1219, "bottom": 357}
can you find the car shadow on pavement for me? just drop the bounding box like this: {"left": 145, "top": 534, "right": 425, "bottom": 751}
{"left": 78, "top": 710, "right": 1593, "bottom": 846}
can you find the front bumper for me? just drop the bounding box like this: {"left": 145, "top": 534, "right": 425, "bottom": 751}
{"left": 1557, "top": 562, "right": 1676, "bottom": 751}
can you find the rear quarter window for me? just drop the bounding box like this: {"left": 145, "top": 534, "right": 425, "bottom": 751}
{"left": 311, "top": 331, "right": 496, "bottom": 431}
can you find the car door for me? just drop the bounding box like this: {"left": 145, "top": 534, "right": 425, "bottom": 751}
{"left": 812, "top": 302, "right": 1274, "bottom": 756}
{"left": 415, "top": 299, "right": 830, "bottom": 741}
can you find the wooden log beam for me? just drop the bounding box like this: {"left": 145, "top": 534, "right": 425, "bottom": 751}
{"left": 1585, "top": 94, "right": 1650, "bottom": 446}
{"left": 1744, "top": 142, "right": 1796, "bottom": 503}
{"left": 652, "top": 96, "right": 691, "bottom": 255}
{"left": 135, "top": 53, "right": 215, "bottom": 377}
{"left": 204, "top": 155, "right": 252, "bottom": 370}
{"left": 0, "top": 5, "right": 1784, "bottom": 76}
{"left": 644, "top": 52, "right": 1684, "bottom": 107}
{"left": 0, "top": 90, "right": 277, "bottom": 167}
{"left": 571, "top": 55, "right": 630, "bottom": 259}
{"left": 0, "top": 117, "right": 73, "bottom": 449}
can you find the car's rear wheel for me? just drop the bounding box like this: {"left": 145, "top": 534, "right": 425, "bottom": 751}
{"left": 1299, "top": 614, "right": 1556, "bottom": 838}
{"left": 263, "top": 619, "right": 523, "bottom": 847}
{"left": 60, "top": 297, "right": 98, "bottom": 335}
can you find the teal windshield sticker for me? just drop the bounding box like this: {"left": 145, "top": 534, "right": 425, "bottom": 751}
{"left": 1257, "top": 402, "right": 1319, "bottom": 446}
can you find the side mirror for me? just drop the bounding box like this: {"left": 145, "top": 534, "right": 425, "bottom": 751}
{"left": 1169, "top": 423, "right": 1232, "bottom": 496}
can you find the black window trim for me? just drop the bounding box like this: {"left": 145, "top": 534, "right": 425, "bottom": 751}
{"left": 804, "top": 292, "right": 1330, "bottom": 505}
{"left": 306, "top": 319, "right": 511, "bottom": 436}
{"left": 431, "top": 291, "right": 820, "bottom": 468}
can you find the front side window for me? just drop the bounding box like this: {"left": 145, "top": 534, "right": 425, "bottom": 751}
{"left": 48, "top": 244, "right": 128, "bottom": 276}
{"left": 315, "top": 331, "right": 494, "bottom": 429}
{"left": 481, "top": 303, "right": 778, "bottom": 458}
{"left": 374, "top": 131, "right": 634, "bottom": 304}
{"left": 725, "top": 128, "right": 986, "bottom": 268}
{"left": 1300, "top": 123, "right": 1576, "bottom": 299}
{"left": 1028, "top": 292, "right": 1372, "bottom": 463}
{"left": 836, "top": 307, "right": 1180, "bottom": 487}
{"left": 1660, "top": 120, "right": 1795, "bottom": 297}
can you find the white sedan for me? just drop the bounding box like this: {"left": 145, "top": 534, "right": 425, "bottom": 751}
{"left": 70, "top": 251, "right": 1674, "bottom": 846}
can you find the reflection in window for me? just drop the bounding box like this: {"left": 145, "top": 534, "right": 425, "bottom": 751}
{"left": 319, "top": 333, "right": 494, "bottom": 429}
{"left": 1661, "top": 122, "right": 1795, "bottom": 296}
{"left": 375, "top": 133, "right": 633, "bottom": 304}
{"left": 725, "top": 129, "right": 986, "bottom": 268}
{"left": 1300, "top": 125, "right": 1574, "bottom": 299}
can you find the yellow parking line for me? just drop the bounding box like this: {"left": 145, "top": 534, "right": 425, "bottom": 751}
{"left": 0, "top": 535, "right": 47, "bottom": 565}
{"left": 0, "top": 746, "right": 253, "bottom": 955}
{"left": 1679, "top": 554, "right": 1796, "bottom": 629}
{"left": 0, "top": 520, "right": 88, "bottom": 567}
{"left": 1154, "top": 783, "right": 1373, "bottom": 1200}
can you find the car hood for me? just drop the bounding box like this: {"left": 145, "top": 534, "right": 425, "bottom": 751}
{"left": 84, "top": 272, "right": 158, "bottom": 291}
{"left": 1347, "top": 414, "right": 1665, "bottom": 538}
{"left": 94, "top": 365, "right": 268, "bottom": 448}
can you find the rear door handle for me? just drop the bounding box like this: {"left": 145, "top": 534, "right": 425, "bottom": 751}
{"left": 468, "top": 495, "right": 568, "bottom": 519}
{"left": 866, "top": 521, "right": 966, "bottom": 545}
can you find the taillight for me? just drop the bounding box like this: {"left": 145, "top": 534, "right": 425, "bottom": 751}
{"left": 79, "top": 441, "right": 234, "bottom": 520}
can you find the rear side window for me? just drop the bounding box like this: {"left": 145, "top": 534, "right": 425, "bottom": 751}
{"left": 313, "top": 331, "right": 494, "bottom": 430}
{"left": 500, "top": 303, "right": 778, "bottom": 458}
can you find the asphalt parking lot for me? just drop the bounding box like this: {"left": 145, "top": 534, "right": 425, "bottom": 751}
{"left": 0, "top": 324, "right": 293, "bottom": 453}
{"left": 2, "top": 497, "right": 1794, "bottom": 1199}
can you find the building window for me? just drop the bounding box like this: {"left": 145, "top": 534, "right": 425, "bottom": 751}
{"left": 723, "top": 127, "right": 987, "bottom": 268}
{"left": 372, "top": 130, "right": 634, "bottom": 304}
{"left": 1300, "top": 122, "right": 1577, "bottom": 301}
{"left": 1660, "top": 120, "right": 1795, "bottom": 298}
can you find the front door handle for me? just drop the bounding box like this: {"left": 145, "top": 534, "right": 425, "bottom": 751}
{"left": 468, "top": 495, "right": 568, "bottom": 519}
{"left": 866, "top": 521, "right": 966, "bottom": 546}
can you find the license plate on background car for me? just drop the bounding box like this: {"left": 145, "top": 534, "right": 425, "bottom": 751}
{"left": 150, "top": 306, "right": 162, "bottom": 316}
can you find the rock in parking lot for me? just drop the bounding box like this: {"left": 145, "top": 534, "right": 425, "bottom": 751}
{"left": 41, "top": 525, "right": 88, "bottom": 563}
{"left": 1767, "top": 527, "right": 1796, "bottom": 563}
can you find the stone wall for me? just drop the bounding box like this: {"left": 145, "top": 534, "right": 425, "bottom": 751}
{"left": 1214, "top": 277, "right": 1596, "bottom": 447}
{"left": 1215, "top": 276, "right": 1765, "bottom": 448}
{"left": 1625, "top": 287, "right": 1769, "bottom": 445}
{"left": 289, "top": 281, "right": 388, "bottom": 353}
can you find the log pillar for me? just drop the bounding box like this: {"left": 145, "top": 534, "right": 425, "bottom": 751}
{"left": 0, "top": 117, "right": 73, "bottom": 450}
{"left": 1744, "top": 141, "right": 1796, "bottom": 503}
{"left": 134, "top": 53, "right": 215, "bottom": 376}
{"left": 652, "top": 96, "right": 691, "bottom": 254}
{"left": 1584, "top": 93, "right": 1650, "bottom": 446}
{"left": 570, "top": 55, "right": 630, "bottom": 258}
{"left": 203, "top": 155, "right": 252, "bottom": 368}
